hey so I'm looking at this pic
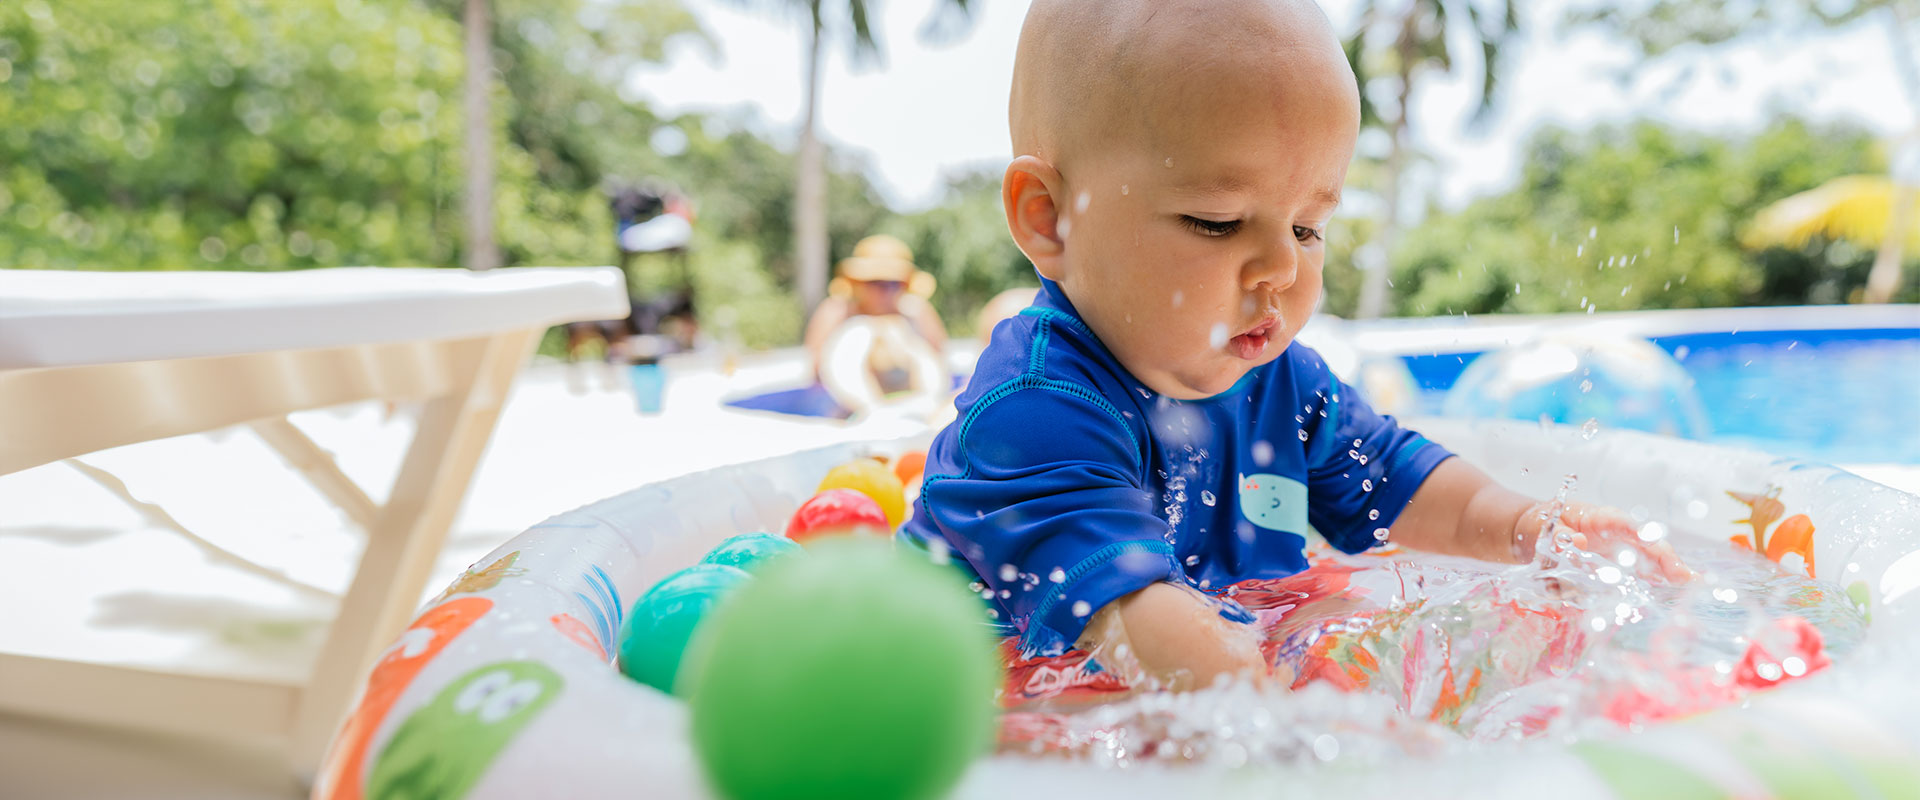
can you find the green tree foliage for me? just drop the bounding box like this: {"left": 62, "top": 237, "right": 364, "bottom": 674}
{"left": 1376, "top": 118, "right": 1904, "bottom": 318}
{"left": 881, "top": 170, "right": 1030, "bottom": 336}
{"left": 0, "top": 0, "right": 897, "bottom": 347}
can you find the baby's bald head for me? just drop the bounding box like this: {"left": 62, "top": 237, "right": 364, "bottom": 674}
{"left": 1009, "top": 0, "right": 1355, "bottom": 176}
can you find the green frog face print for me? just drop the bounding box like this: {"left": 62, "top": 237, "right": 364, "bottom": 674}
{"left": 366, "top": 660, "right": 562, "bottom": 800}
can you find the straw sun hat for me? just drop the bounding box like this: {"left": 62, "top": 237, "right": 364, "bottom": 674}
{"left": 829, "top": 235, "right": 937, "bottom": 299}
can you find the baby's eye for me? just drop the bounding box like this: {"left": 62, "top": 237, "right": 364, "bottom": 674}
{"left": 1293, "top": 225, "right": 1323, "bottom": 244}
{"left": 1180, "top": 216, "right": 1241, "bottom": 237}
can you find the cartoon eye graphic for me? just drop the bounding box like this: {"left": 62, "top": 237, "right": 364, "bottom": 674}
{"left": 454, "top": 669, "right": 515, "bottom": 714}
{"left": 1270, "top": 498, "right": 1282, "bottom": 509}
{"left": 389, "top": 628, "right": 435, "bottom": 660}
{"left": 478, "top": 680, "right": 545, "bottom": 723}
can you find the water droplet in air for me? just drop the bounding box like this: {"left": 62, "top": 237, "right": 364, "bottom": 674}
{"left": 1579, "top": 379, "right": 1594, "bottom": 393}
{"left": 1298, "top": 429, "right": 1310, "bottom": 441}
{"left": 1075, "top": 191, "right": 1090, "bottom": 213}
{"left": 1357, "top": 454, "right": 1368, "bottom": 465}
{"left": 1072, "top": 600, "right": 1093, "bottom": 618}
{"left": 1588, "top": 226, "right": 1598, "bottom": 239}
{"left": 999, "top": 563, "right": 1018, "bottom": 582}
{"left": 1200, "top": 491, "right": 1216, "bottom": 506}
{"left": 1361, "top": 479, "right": 1373, "bottom": 492}
{"left": 1638, "top": 521, "right": 1667, "bottom": 542}
{"left": 1580, "top": 418, "right": 1600, "bottom": 440}
{"left": 1185, "top": 554, "right": 1200, "bottom": 566}
{"left": 1312, "top": 734, "right": 1339, "bottom": 761}
{"left": 1252, "top": 440, "right": 1274, "bottom": 466}
{"left": 1368, "top": 508, "right": 1380, "bottom": 520}
{"left": 1209, "top": 323, "right": 1229, "bottom": 349}
{"left": 1782, "top": 656, "right": 1807, "bottom": 677}
{"left": 1754, "top": 661, "right": 1783, "bottom": 681}
{"left": 1686, "top": 500, "right": 1710, "bottom": 520}
{"left": 1713, "top": 588, "right": 1738, "bottom": 603}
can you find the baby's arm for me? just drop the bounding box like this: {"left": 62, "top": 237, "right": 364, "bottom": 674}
{"left": 1388, "top": 457, "right": 1692, "bottom": 580}
{"left": 1075, "top": 582, "right": 1284, "bottom": 692}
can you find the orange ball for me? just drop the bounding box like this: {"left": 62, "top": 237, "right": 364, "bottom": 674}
{"left": 892, "top": 451, "right": 928, "bottom": 486}
{"left": 817, "top": 459, "right": 908, "bottom": 529}
{"left": 786, "top": 489, "right": 892, "bottom": 544}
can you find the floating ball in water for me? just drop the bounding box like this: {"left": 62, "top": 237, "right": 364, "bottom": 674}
{"left": 685, "top": 539, "right": 999, "bottom": 800}
{"left": 785, "top": 489, "right": 891, "bottom": 544}
{"left": 1443, "top": 332, "right": 1712, "bottom": 439}
{"left": 616, "top": 564, "right": 751, "bottom": 695}
{"left": 817, "top": 459, "right": 908, "bottom": 528}
{"left": 700, "top": 532, "right": 803, "bottom": 573}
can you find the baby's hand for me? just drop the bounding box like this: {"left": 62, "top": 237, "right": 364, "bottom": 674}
{"left": 1519, "top": 501, "right": 1694, "bottom": 583}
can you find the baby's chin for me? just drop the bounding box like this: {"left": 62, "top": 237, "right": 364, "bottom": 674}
{"left": 1134, "top": 359, "right": 1262, "bottom": 401}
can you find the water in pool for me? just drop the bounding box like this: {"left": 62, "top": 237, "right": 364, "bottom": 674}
{"left": 994, "top": 497, "right": 1868, "bottom": 766}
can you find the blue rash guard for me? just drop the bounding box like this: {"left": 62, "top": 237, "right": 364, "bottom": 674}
{"left": 899, "top": 279, "right": 1454, "bottom": 657}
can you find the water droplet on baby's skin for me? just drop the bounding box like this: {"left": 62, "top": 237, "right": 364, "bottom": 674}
{"left": 1209, "top": 323, "right": 1229, "bottom": 349}
{"left": 1048, "top": 567, "right": 1066, "bottom": 583}
{"left": 1164, "top": 157, "right": 1174, "bottom": 168}
{"left": 1171, "top": 290, "right": 1183, "bottom": 307}
{"left": 1075, "top": 191, "right": 1090, "bottom": 213}
{"left": 1120, "top": 184, "right": 1129, "bottom": 195}
{"left": 1201, "top": 491, "right": 1216, "bottom": 506}
{"left": 1072, "top": 600, "right": 1093, "bottom": 618}
{"left": 1058, "top": 217, "right": 1072, "bottom": 240}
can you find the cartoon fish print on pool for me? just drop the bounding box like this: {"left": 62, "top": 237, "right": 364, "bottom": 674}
{"left": 1728, "top": 487, "right": 1816, "bottom": 577}
{"left": 365, "top": 661, "right": 562, "bottom": 800}
{"left": 550, "top": 613, "right": 606, "bottom": 661}
{"left": 313, "top": 596, "right": 492, "bottom": 800}
{"left": 1728, "top": 486, "right": 1785, "bottom": 545}
{"left": 433, "top": 552, "right": 524, "bottom": 603}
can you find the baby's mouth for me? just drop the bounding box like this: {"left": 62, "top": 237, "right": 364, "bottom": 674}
{"left": 1227, "top": 316, "right": 1280, "bottom": 360}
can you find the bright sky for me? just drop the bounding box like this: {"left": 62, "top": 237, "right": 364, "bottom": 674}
{"left": 627, "top": 0, "right": 1916, "bottom": 213}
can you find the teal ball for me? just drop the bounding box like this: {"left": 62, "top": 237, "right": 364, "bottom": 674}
{"left": 617, "top": 564, "right": 751, "bottom": 694}
{"left": 700, "top": 532, "right": 804, "bottom": 573}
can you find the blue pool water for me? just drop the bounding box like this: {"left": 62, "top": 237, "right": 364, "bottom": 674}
{"left": 1411, "top": 332, "right": 1920, "bottom": 465}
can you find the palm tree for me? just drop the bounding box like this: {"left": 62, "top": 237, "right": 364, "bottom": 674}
{"left": 1345, "top": 0, "right": 1520, "bottom": 319}
{"left": 734, "top": 0, "right": 975, "bottom": 312}
{"left": 464, "top": 0, "right": 496, "bottom": 270}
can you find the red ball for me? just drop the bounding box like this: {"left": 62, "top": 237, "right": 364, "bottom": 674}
{"left": 786, "top": 489, "right": 892, "bottom": 544}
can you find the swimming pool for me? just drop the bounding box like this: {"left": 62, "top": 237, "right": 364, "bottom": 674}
{"left": 1352, "top": 306, "right": 1920, "bottom": 465}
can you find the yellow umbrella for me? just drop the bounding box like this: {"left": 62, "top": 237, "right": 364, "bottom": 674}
{"left": 1742, "top": 175, "right": 1920, "bottom": 251}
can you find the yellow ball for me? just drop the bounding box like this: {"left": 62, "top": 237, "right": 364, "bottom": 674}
{"left": 817, "top": 459, "right": 908, "bottom": 530}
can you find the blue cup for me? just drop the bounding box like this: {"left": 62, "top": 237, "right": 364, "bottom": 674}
{"left": 629, "top": 362, "right": 665, "bottom": 413}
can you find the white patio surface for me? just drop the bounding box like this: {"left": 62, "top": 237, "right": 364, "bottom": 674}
{"left": 2, "top": 343, "right": 1914, "bottom": 799}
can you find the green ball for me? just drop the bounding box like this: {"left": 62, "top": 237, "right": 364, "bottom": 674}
{"left": 617, "top": 564, "right": 751, "bottom": 695}
{"left": 684, "top": 539, "right": 1001, "bottom": 800}
{"left": 700, "top": 532, "right": 804, "bottom": 573}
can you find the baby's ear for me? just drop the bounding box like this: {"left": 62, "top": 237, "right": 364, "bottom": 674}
{"left": 1002, "top": 156, "right": 1066, "bottom": 281}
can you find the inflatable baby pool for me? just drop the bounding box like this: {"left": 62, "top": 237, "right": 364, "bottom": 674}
{"left": 313, "top": 418, "right": 1920, "bottom": 799}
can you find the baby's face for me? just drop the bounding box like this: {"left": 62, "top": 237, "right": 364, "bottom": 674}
{"left": 1053, "top": 48, "right": 1358, "bottom": 399}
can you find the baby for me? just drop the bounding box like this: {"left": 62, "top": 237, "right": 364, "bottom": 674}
{"left": 899, "top": 0, "right": 1691, "bottom": 692}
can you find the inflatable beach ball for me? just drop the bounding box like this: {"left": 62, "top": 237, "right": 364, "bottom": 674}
{"left": 1443, "top": 332, "right": 1711, "bottom": 439}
